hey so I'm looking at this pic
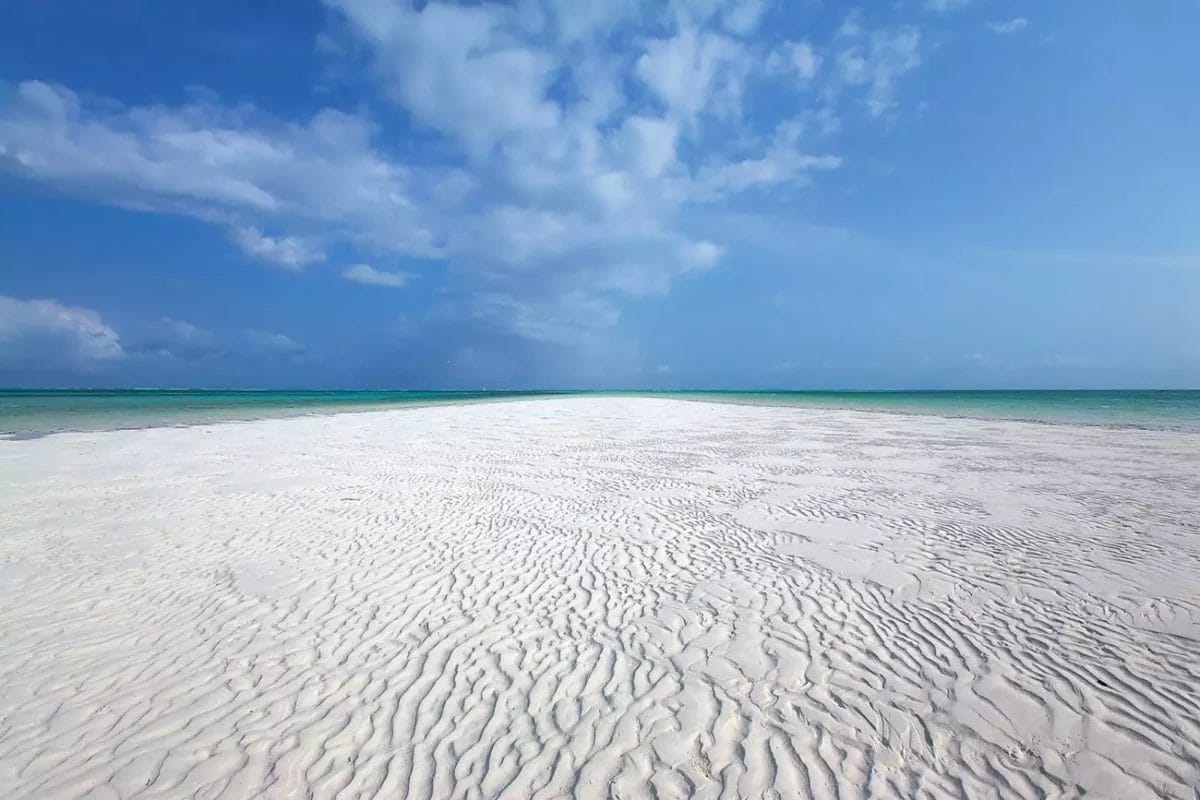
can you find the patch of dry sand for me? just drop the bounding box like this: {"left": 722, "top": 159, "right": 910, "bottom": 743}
{"left": 1, "top": 398, "right": 1197, "bottom": 799}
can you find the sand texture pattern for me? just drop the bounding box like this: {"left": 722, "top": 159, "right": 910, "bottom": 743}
{"left": 1, "top": 398, "right": 1198, "bottom": 799}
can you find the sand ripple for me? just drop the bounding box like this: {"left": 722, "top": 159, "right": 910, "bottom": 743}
{"left": 1, "top": 398, "right": 1198, "bottom": 799}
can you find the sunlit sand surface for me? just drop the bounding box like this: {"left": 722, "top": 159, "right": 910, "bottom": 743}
{"left": 1, "top": 398, "right": 1197, "bottom": 799}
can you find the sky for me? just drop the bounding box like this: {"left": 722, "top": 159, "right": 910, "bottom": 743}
{"left": 0, "top": 0, "right": 1197, "bottom": 390}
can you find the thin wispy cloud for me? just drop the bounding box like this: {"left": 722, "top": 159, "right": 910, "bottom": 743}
{"left": 988, "top": 18, "right": 1030, "bottom": 35}
{"left": 343, "top": 264, "right": 410, "bottom": 288}
{"left": 133, "top": 317, "right": 220, "bottom": 360}
{"left": 831, "top": 17, "right": 922, "bottom": 118}
{"left": 924, "top": 0, "right": 976, "bottom": 14}
{"left": 241, "top": 330, "right": 312, "bottom": 363}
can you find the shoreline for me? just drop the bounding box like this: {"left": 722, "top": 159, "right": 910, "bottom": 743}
{"left": 658, "top": 392, "right": 1200, "bottom": 433}
{"left": 5, "top": 390, "right": 1200, "bottom": 440}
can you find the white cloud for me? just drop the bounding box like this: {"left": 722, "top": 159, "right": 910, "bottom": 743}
{"left": 470, "top": 291, "right": 622, "bottom": 345}
{"left": 133, "top": 316, "right": 218, "bottom": 360}
{"left": 242, "top": 329, "right": 309, "bottom": 361}
{"left": 925, "top": 0, "right": 975, "bottom": 12}
{"left": 617, "top": 115, "right": 680, "bottom": 178}
{"left": 0, "top": 295, "right": 123, "bottom": 367}
{"left": 327, "top": 0, "right": 560, "bottom": 156}
{"left": 541, "top": 0, "right": 641, "bottom": 44}
{"left": 1, "top": 3, "right": 931, "bottom": 352}
{"left": 696, "top": 118, "right": 841, "bottom": 195}
{"left": 834, "top": 22, "right": 922, "bottom": 117}
{"left": 635, "top": 27, "right": 749, "bottom": 122}
{"left": 767, "top": 41, "right": 821, "bottom": 83}
{"left": 231, "top": 226, "right": 325, "bottom": 269}
{"left": 342, "top": 263, "right": 410, "bottom": 288}
{"left": 156, "top": 317, "right": 214, "bottom": 347}
{"left": 720, "top": 0, "right": 768, "bottom": 36}
{"left": 679, "top": 240, "right": 723, "bottom": 269}
{"left": 0, "top": 296, "right": 334, "bottom": 377}
{"left": 699, "top": 151, "right": 841, "bottom": 194}
{"left": 0, "top": 80, "right": 433, "bottom": 257}
{"left": 987, "top": 18, "right": 1029, "bottom": 35}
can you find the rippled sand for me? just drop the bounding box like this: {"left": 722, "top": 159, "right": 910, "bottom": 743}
{"left": 1, "top": 398, "right": 1198, "bottom": 799}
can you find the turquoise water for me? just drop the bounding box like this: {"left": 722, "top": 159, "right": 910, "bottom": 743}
{"left": 0, "top": 390, "right": 567, "bottom": 436}
{"left": 660, "top": 390, "right": 1200, "bottom": 430}
{"left": 2, "top": 389, "right": 1199, "bottom": 437}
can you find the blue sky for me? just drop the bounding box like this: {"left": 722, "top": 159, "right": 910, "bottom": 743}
{"left": 1, "top": 0, "right": 1197, "bottom": 389}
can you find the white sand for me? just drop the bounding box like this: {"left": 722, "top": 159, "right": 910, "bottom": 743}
{"left": 1, "top": 397, "right": 1198, "bottom": 799}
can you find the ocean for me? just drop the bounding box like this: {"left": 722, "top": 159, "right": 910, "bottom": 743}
{"left": 2, "top": 389, "right": 1199, "bottom": 437}
{"left": 662, "top": 390, "right": 1200, "bottom": 430}
{"left": 0, "top": 390, "right": 564, "bottom": 437}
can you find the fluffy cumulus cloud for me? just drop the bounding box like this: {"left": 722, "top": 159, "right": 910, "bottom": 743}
{"left": 0, "top": 295, "right": 123, "bottom": 370}
{"left": 0, "top": 81, "right": 434, "bottom": 256}
{"left": 0, "top": 296, "right": 319, "bottom": 385}
{"left": 329, "top": 0, "right": 562, "bottom": 157}
{"left": 635, "top": 27, "right": 749, "bottom": 123}
{"left": 0, "top": 1, "right": 933, "bottom": 362}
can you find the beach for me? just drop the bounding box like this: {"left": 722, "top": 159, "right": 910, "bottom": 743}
{"left": 1, "top": 396, "right": 1197, "bottom": 798}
